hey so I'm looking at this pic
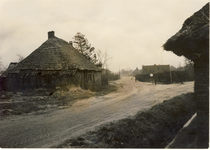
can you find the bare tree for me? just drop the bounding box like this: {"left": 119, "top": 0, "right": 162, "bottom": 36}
{"left": 184, "top": 57, "right": 194, "bottom": 78}
{"left": 95, "top": 49, "right": 112, "bottom": 69}
{"left": 170, "top": 65, "right": 176, "bottom": 71}
{"left": 95, "top": 49, "right": 104, "bottom": 66}
{"left": 184, "top": 57, "right": 194, "bottom": 67}
{"left": 72, "top": 32, "right": 97, "bottom": 64}
{"left": 176, "top": 63, "right": 185, "bottom": 71}
{"left": 17, "top": 54, "right": 25, "bottom": 62}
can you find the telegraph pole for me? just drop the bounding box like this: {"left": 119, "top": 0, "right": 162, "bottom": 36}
{"left": 169, "top": 65, "right": 173, "bottom": 84}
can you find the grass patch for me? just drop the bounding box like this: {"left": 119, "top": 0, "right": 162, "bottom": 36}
{"left": 55, "top": 92, "right": 196, "bottom": 148}
{"left": 0, "top": 84, "right": 118, "bottom": 117}
{"left": 166, "top": 114, "right": 198, "bottom": 148}
{"left": 0, "top": 102, "right": 42, "bottom": 116}
{"left": 95, "top": 84, "right": 118, "bottom": 96}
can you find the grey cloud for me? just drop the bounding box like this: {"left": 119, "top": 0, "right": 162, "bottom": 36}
{"left": 0, "top": 0, "right": 208, "bottom": 71}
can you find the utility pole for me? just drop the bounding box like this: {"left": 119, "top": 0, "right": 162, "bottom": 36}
{"left": 119, "top": 68, "right": 120, "bottom": 78}
{"left": 169, "top": 65, "right": 173, "bottom": 84}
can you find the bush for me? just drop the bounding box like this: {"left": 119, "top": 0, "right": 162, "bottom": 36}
{"left": 135, "top": 74, "right": 151, "bottom": 82}
{"left": 136, "top": 71, "right": 194, "bottom": 83}
{"left": 101, "top": 70, "right": 119, "bottom": 85}
{"left": 108, "top": 73, "right": 119, "bottom": 81}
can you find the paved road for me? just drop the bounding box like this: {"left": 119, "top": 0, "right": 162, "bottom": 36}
{"left": 0, "top": 77, "right": 194, "bottom": 148}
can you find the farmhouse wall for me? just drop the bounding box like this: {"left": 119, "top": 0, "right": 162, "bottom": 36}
{"left": 194, "top": 61, "right": 209, "bottom": 147}
{"left": 0, "top": 77, "right": 3, "bottom": 91}
{"left": 52, "top": 74, "right": 80, "bottom": 89}
{"left": 2, "top": 69, "right": 102, "bottom": 92}
{"left": 93, "top": 71, "right": 102, "bottom": 88}
{"left": 3, "top": 70, "right": 79, "bottom": 91}
{"left": 3, "top": 74, "right": 20, "bottom": 91}
{"left": 77, "top": 70, "right": 101, "bottom": 90}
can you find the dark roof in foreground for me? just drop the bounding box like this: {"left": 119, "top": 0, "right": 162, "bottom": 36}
{"left": 9, "top": 32, "right": 101, "bottom": 74}
{"left": 163, "top": 3, "right": 209, "bottom": 62}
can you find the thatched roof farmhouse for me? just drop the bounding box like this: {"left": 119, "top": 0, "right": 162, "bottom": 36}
{"left": 163, "top": 3, "right": 209, "bottom": 148}
{"left": 1, "top": 31, "right": 102, "bottom": 91}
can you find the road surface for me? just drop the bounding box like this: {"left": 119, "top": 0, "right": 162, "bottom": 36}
{"left": 0, "top": 76, "right": 194, "bottom": 148}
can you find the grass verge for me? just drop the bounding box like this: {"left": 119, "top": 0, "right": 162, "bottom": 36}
{"left": 0, "top": 84, "right": 118, "bottom": 117}
{"left": 55, "top": 92, "right": 196, "bottom": 148}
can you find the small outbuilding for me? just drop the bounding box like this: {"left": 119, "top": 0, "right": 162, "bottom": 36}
{"left": 1, "top": 31, "right": 102, "bottom": 91}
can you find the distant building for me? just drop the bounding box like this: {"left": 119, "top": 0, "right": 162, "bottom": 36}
{"left": 133, "top": 67, "right": 141, "bottom": 76}
{"left": 135, "top": 64, "right": 171, "bottom": 83}
{"left": 1, "top": 31, "right": 102, "bottom": 91}
{"left": 133, "top": 67, "right": 140, "bottom": 76}
{"left": 142, "top": 64, "right": 170, "bottom": 74}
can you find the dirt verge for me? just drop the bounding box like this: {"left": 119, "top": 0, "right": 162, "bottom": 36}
{"left": 55, "top": 92, "right": 196, "bottom": 148}
{"left": 0, "top": 84, "right": 118, "bottom": 117}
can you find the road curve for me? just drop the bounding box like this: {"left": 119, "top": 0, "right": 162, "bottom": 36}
{"left": 0, "top": 77, "right": 194, "bottom": 148}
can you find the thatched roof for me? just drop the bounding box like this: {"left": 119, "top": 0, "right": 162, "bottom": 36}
{"left": 1, "top": 62, "right": 18, "bottom": 77}
{"left": 9, "top": 31, "right": 101, "bottom": 74}
{"left": 163, "top": 3, "right": 209, "bottom": 62}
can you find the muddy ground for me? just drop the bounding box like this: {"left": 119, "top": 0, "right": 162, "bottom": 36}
{"left": 0, "top": 76, "right": 194, "bottom": 148}
{"left": 0, "top": 84, "right": 117, "bottom": 117}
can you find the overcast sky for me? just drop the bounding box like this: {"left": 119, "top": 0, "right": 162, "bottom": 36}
{"left": 0, "top": 0, "right": 208, "bottom": 72}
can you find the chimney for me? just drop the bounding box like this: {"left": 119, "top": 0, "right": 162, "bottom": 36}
{"left": 48, "top": 31, "right": 55, "bottom": 39}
